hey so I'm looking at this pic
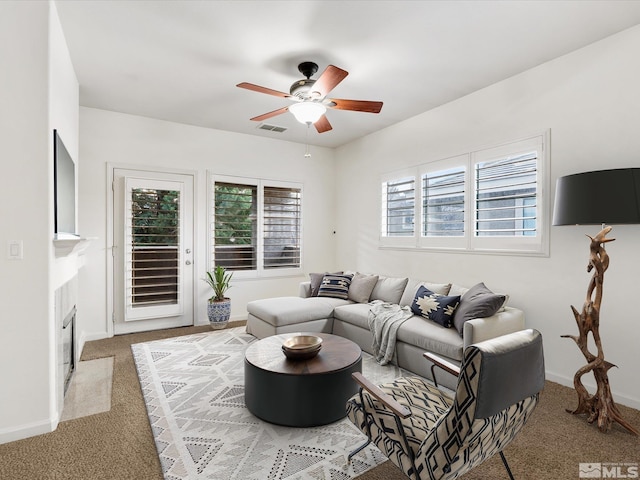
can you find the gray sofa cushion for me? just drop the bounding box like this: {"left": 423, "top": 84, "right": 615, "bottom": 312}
{"left": 247, "top": 296, "right": 349, "bottom": 327}
{"left": 309, "top": 273, "right": 324, "bottom": 296}
{"left": 348, "top": 273, "right": 379, "bottom": 303}
{"left": 449, "top": 283, "right": 469, "bottom": 297}
{"left": 335, "top": 303, "right": 464, "bottom": 360}
{"left": 371, "top": 276, "right": 409, "bottom": 304}
{"left": 396, "top": 315, "right": 464, "bottom": 361}
{"left": 333, "top": 303, "right": 372, "bottom": 330}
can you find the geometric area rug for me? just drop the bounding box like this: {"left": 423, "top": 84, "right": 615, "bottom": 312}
{"left": 132, "top": 327, "right": 408, "bottom": 480}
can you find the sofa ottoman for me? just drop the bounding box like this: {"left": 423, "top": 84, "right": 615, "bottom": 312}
{"left": 246, "top": 296, "right": 351, "bottom": 339}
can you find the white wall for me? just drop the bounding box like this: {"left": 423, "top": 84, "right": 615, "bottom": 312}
{"left": 0, "top": 1, "right": 50, "bottom": 443}
{"left": 78, "top": 108, "right": 337, "bottom": 341}
{"left": 0, "top": 0, "right": 78, "bottom": 444}
{"left": 334, "top": 25, "right": 640, "bottom": 408}
{"left": 3, "top": 4, "right": 638, "bottom": 447}
{"left": 49, "top": 0, "right": 79, "bottom": 426}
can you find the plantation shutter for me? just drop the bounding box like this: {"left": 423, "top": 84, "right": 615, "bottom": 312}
{"left": 475, "top": 152, "right": 538, "bottom": 237}
{"left": 213, "top": 182, "right": 257, "bottom": 270}
{"left": 422, "top": 167, "right": 465, "bottom": 237}
{"left": 123, "top": 176, "right": 187, "bottom": 323}
{"left": 382, "top": 177, "right": 415, "bottom": 237}
{"left": 263, "top": 186, "right": 301, "bottom": 269}
{"left": 129, "top": 188, "right": 180, "bottom": 307}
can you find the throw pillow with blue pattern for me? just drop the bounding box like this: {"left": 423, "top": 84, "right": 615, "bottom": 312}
{"left": 411, "top": 285, "right": 461, "bottom": 328}
{"left": 317, "top": 273, "right": 353, "bottom": 300}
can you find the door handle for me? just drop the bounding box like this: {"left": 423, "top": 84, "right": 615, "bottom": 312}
{"left": 185, "top": 260, "right": 192, "bottom": 265}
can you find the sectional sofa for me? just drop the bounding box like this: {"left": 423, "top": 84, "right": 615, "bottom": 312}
{"left": 246, "top": 273, "right": 525, "bottom": 389}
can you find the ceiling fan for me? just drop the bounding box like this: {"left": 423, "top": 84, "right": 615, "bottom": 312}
{"left": 237, "top": 61, "right": 383, "bottom": 133}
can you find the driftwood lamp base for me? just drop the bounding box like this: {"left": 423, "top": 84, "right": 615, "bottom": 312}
{"left": 562, "top": 226, "right": 638, "bottom": 435}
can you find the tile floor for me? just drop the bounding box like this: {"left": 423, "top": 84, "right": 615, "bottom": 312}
{"left": 60, "top": 356, "right": 114, "bottom": 422}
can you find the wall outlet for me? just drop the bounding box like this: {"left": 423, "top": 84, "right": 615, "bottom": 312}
{"left": 8, "top": 240, "right": 23, "bottom": 260}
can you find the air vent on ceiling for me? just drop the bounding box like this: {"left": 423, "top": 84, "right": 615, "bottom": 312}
{"left": 257, "top": 123, "right": 287, "bottom": 133}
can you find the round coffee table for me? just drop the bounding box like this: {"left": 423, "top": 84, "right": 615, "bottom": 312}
{"left": 244, "top": 333, "right": 362, "bottom": 427}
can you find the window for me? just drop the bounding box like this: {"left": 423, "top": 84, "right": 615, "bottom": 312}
{"left": 129, "top": 187, "right": 180, "bottom": 307}
{"left": 381, "top": 132, "right": 549, "bottom": 255}
{"left": 381, "top": 176, "right": 415, "bottom": 237}
{"left": 263, "top": 186, "right": 302, "bottom": 269}
{"left": 211, "top": 175, "right": 302, "bottom": 276}
{"left": 423, "top": 166, "right": 465, "bottom": 237}
{"left": 474, "top": 152, "right": 537, "bottom": 237}
{"left": 212, "top": 182, "right": 257, "bottom": 271}
{"left": 470, "top": 136, "right": 545, "bottom": 253}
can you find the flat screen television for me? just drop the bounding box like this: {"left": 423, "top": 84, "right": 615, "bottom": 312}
{"left": 53, "top": 130, "right": 77, "bottom": 236}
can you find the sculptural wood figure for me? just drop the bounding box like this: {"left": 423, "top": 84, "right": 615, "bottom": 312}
{"left": 562, "top": 226, "right": 638, "bottom": 435}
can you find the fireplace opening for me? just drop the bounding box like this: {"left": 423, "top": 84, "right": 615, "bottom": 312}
{"left": 62, "top": 306, "right": 76, "bottom": 393}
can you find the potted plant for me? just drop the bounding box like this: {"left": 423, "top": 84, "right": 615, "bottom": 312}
{"left": 204, "top": 265, "right": 233, "bottom": 330}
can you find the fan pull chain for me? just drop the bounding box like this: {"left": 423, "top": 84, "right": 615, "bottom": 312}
{"left": 304, "top": 123, "right": 311, "bottom": 158}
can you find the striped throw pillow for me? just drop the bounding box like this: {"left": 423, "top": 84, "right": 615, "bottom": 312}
{"left": 317, "top": 273, "right": 353, "bottom": 300}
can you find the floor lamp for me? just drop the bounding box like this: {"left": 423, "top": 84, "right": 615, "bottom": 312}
{"left": 553, "top": 168, "right": 640, "bottom": 435}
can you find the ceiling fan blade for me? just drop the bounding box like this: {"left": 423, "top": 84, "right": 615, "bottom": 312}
{"left": 328, "top": 99, "right": 383, "bottom": 113}
{"left": 250, "top": 106, "right": 289, "bottom": 122}
{"left": 237, "top": 82, "right": 291, "bottom": 98}
{"left": 311, "top": 65, "right": 348, "bottom": 98}
{"left": 314, "top": 115, "right": 332, "bottom": 133}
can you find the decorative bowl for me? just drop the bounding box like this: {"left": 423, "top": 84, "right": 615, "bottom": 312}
{"left": 282, "top": 335, "right": 323, "bottom": 360}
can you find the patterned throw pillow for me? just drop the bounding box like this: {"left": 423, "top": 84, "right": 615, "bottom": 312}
{"left": 309, "top": 271, "right": 343, "bottom": 296}
{"left": 410, "top": 285, "right": 461, "bottom": 328}
{"left": 317, "top": 273, "right": 353, "bottom": 300}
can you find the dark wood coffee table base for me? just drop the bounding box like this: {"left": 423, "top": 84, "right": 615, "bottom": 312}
{"left": 244, "top": 333, "right": 362, "bottom": 427}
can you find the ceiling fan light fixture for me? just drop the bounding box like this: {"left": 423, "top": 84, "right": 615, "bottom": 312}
{"left": 289, "top": 102, "right": 326, "bottom": 125}
{"left": 237, "top": 63, "right": 381, "bottom": 134}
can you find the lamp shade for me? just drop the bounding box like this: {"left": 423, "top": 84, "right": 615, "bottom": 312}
{"left": 552, "top": 168, "right": 640, "bottom": 225}
{"left": 288, "top": 102, "right": 326, "bottom": 124}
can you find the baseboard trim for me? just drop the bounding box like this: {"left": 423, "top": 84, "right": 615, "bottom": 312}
{"left": 0, "top": 418, "right": 56, "bottom": 445}
{"left": 546, "top": 371, "right": 640, "bottom": 410}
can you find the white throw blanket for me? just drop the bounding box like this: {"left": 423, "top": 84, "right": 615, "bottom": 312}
{"left": 368, "top": 300, "right": 414, "bottom": 365}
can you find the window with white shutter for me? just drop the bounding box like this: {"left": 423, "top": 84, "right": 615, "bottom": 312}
{"left": 263, "top": 186, "right": 301, "bottom": 269}
{"left": 381, "top": 176, "right": 415, "bottom": 240}
{"left": 380, "top": 131, "right": 549, "bottom": 255}
{"left": 211, "top": 175, "right": 302, "bottom": 276}
{"left": 129, "top": 188, "right": 180, "bottom": 307}
{"left": 123, "top": 176, "right": 187, "bottom": 322}
{"left": 474, "top": 152, "right": 537, "bottom": 237}
{"left": 423, "top": 166, "right": 466, "bottom": 237}
{"left": 213, "top": 181, "right": 257, "bottom": 271}
{"left": 470, "top": 135, "right": 546, "bottom": 253}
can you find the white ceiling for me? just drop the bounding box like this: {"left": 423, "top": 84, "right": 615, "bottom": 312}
{"left": 55, "top": 0, "right": 640, "bottom": 148}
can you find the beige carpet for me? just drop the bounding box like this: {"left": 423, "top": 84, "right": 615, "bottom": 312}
{"left": 0, "top": 322, "right": 638, "bottom": 480}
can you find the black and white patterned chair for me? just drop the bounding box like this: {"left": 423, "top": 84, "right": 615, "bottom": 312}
{"left": 346, "top": 328, "right": 544, "bottom": 480}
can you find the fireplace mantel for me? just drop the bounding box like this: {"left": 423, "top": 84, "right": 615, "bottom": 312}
{"left": 53, "top": 235, "right": 93, "bottom": 257}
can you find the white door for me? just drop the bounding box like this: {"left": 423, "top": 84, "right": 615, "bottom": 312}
{"left": 112, "top": 168, "right": 194, "bottom": 334}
